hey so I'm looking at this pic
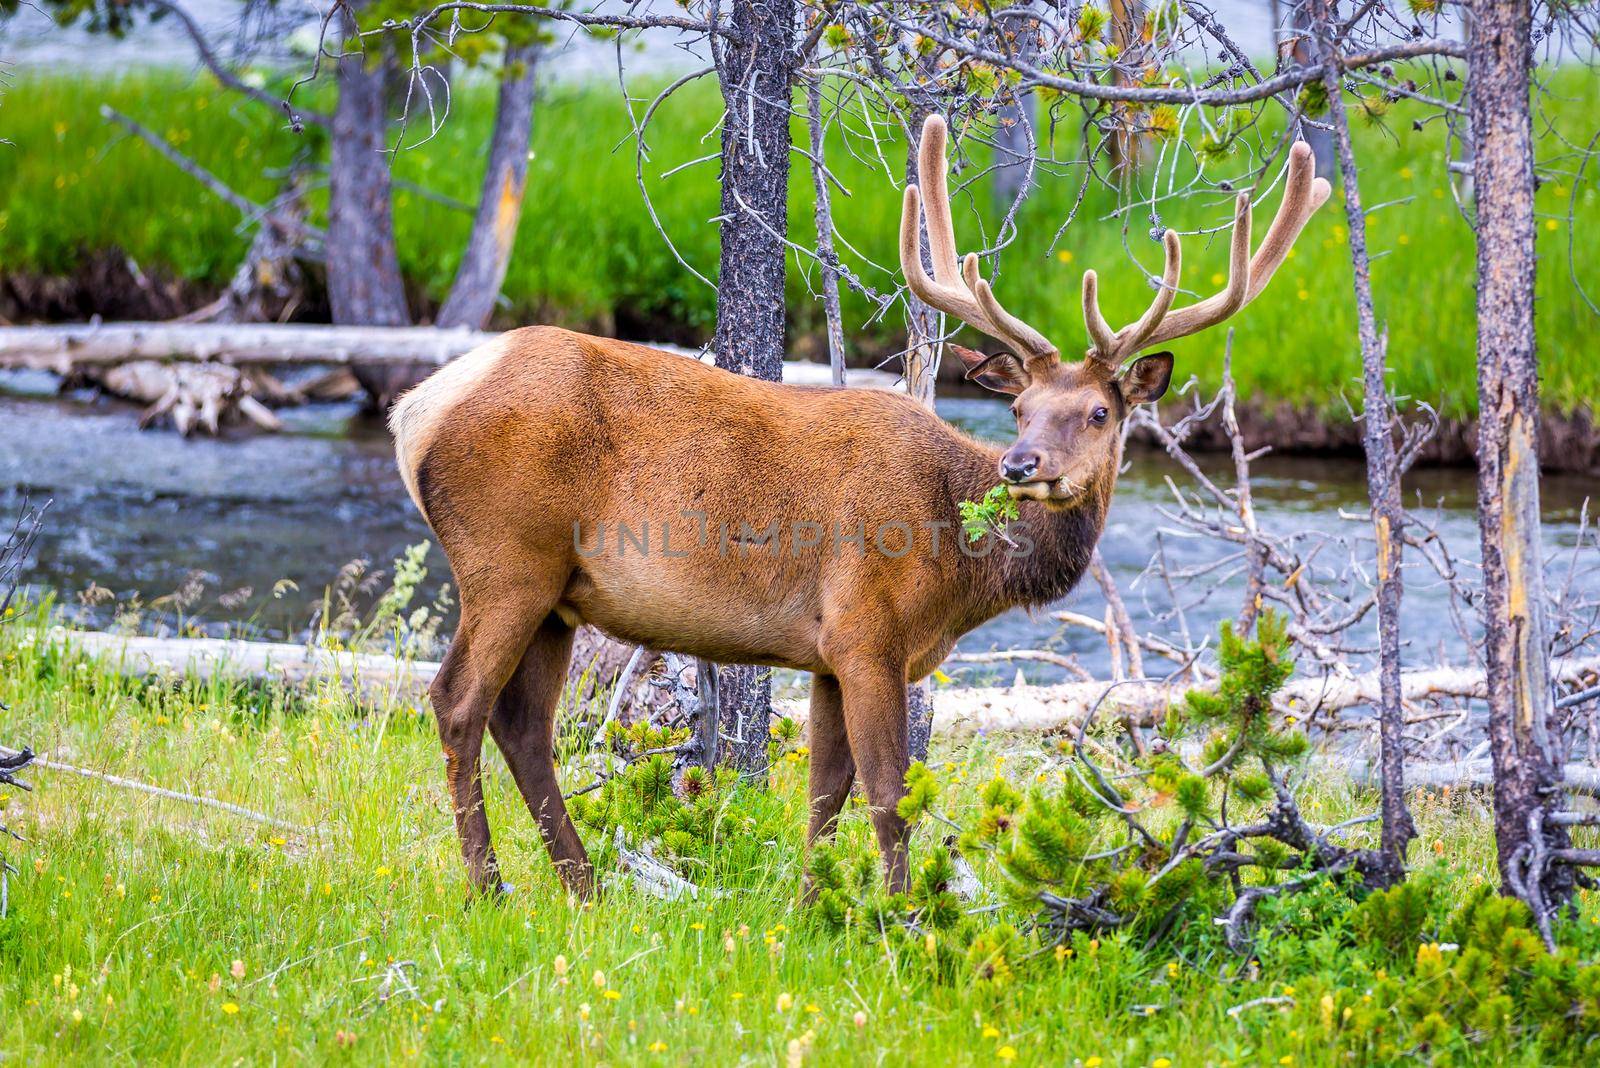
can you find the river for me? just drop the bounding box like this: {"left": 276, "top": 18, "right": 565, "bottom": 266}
{"left": 4, "top": 370, "right": 1596, "bottom": 684}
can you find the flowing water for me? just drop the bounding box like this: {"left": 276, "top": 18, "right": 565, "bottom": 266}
{"left": 3, "top": 372, "right": 1597, "bottom": 683}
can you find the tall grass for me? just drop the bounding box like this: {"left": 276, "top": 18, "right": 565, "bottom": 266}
{"left": 4, "top": 604, "right": 1591, "bottom": 1065}
{"left": 1, "top": 68, "right": 1597, "bottom": 417}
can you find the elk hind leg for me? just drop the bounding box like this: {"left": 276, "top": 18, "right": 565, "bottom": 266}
{"left": 430, "top": 587, "right": 552, "bottom": 894}
{"left": 489, "top": 615, "right": 594, "bottom": 898}
{"left": 801, "top": 673, "right": 856, "bottom": 902}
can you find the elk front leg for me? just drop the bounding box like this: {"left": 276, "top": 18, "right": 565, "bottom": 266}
{"left": 802, "top": 673, "right": 855, "bottom": 901}
{"left": 836, "top": 659, "right": 912, "bottom": 894}
{"left": 489, "top": 616, "right": 594, "bottom": 898}
{"left": 806, "top": 674, "right": 856, "bottom": 844}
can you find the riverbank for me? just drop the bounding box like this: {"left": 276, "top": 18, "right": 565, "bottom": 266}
{"left": 1133, "top": 398, "right": 1600, "bottom": 477}
{"left": 3, "top": 70, "right": 1597, "bottom": 428}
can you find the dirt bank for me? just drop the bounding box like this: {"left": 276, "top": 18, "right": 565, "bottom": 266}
{"left": 1133, "top": 398, "right": 1600, "bottom": 478}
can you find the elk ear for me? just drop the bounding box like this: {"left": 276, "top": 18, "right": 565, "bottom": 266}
{"left": 1119, "top": 351, "right": 1174, "bottom": 405}
{"left": 949, "top": 343, "right": 1030, "bottom": 396}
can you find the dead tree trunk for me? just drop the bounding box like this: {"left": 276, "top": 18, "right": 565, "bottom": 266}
{"left": 1469, "top": 0, "right": 1575, "bottom": 912}
{"left": 900, "top": 97, "right": 943, "bottom": 764}
{"left": 901, "top": 106, "right": 942, "bottom": 409}
{"left": 708, "top": 0, "right": 797, "bottom": 776}
{"left": 329, "top": 12, "right": 414, "bottom": 408}
{"left": 805, "top": 76, "right": 847, "bottom": 387}
{"left": 436, "top": 44, "right": 541, "bottom": 330}
{"left": 1316, "top": 7, "right": 1415, "bottom": 887}
{"left": 1291, "top": 0, "right": 1336, "bottom": 180}
{"left": 991, "top": 6, "right": 1037, "bottom": 211}
{"left": 1107, "top": 0, "right": 1143, "bottom": 178}
{"left": 992, "top": 93, "right": 1035, "bottom": 211}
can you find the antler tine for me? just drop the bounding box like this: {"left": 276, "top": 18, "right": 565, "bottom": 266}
{"left": 1086, "top": 141, "right": 1332, "bottom": 359}
{"left": 899, "top": 115, "right": 1058, "bottom": 364}
{"left": 1242, "top": 140, "right": 1332, "bottom": 303}
{"left": 1137, "top": 192, "right": 1252, "bottom": 350}
{"left": 1080, "top": 228, "right": 1181, "bottom": 368}
{"left": 974, "top": 275, "right": 1055, "bottom": 366}
{"left": 1081, "top": 270, "right": 1118, "bottom": 358}
{"left": 917, "top": 115, "right": 964, "bottom": 288}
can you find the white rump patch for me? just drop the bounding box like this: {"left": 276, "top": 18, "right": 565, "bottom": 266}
{"left": 388, "top": 335, "right": 511, "bottom": 522}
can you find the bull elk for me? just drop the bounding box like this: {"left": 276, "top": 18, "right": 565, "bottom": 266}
{"left": 390, "top": 115, "right": 1330, "bottom": 897}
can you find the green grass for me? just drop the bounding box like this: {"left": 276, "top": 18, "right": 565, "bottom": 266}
{"left": 2, "top": 603, "right": 1597, "bottom": 1065}
{"left": 2, "top": 68, "right": 1598, "bottom": 418}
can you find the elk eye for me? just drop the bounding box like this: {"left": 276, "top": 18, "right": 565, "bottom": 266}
{"left": 1091, "top": 406, "right": 1110, "bottom": 425}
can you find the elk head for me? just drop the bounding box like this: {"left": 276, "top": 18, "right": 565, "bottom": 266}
{"left": 901, "top": 115, "right": 1331, "bottom": 505}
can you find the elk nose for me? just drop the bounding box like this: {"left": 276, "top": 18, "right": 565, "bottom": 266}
{"left": 999, "top": 450, "right": 1040, "bottom": 484}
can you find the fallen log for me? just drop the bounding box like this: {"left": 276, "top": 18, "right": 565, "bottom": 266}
{"left": 931, "top": 657, "right": 1600, "bottom": 735}
{"left": 1328, "top": 756, "right": 1600, "bottom": 796}
{"left": 0, "top": 323, "right": 495, "bottom": 373}
{"left": 0, "top": 322, "right": 904, "bottom": 390}
{"left": 62, "top": 627, "right": 671, "bottom": 722}
{"left": 44, "top": 628, "right": 1600, "bottom": 742}
{"left": 58, "top": 629, "right": 438, "bottom": 693}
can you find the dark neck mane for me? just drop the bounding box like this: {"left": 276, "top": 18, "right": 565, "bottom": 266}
{"left": 998, "top": 490, "right": 1110, "bottom": 607}
{"left": 945, "top": 436, "right": 1117, "bottom": 616}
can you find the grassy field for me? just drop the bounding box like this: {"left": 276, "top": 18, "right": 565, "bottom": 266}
{"left": 2, "top": 602, "right": 1598, "bottom": 1065}
{"left": 1, "top": 68, "right": 1597, "bottom": 419}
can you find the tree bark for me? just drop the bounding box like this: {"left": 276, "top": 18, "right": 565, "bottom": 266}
{"left": 1315, "top": 3, "right": 1414, "bottom": 888}
{"left": 709, "top": 0, "right": 797, "bottom": 776}
{"left": 1469, "top": 0, "right": 1575, "bottom": 911}
{"left": 991, "top": 6, "right": 1038, "bottom": 211}
{"left": 328, "top": 14, "right": 414, "bottom": 408}
{"left": 436, "top": 44, "right": 541, "bottom": 330}
{"left": 711, "top": 0, "right": 793, "bottom": 382}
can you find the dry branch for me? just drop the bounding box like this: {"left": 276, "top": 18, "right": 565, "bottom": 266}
{"left": 0, "top": 744, "right": 308, "bottom": 832}
{"left": 610, "top": 827, "right": 719, "bottom": 901}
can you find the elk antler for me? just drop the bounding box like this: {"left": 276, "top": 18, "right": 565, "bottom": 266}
{"left": 1081, "top": 141, "right": 1333, "bottom": 369}
{"left": 900, "top": 115, "right": 1058, "bottom": 372}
